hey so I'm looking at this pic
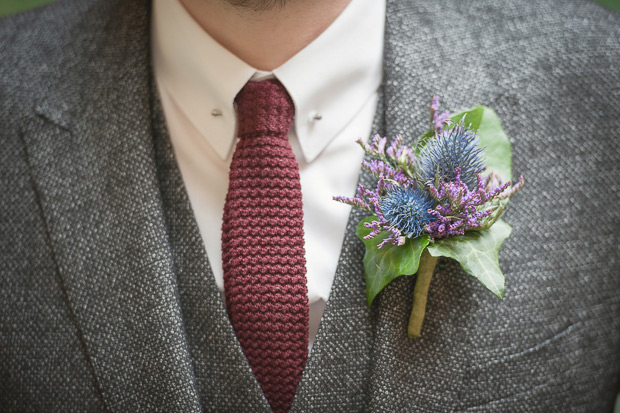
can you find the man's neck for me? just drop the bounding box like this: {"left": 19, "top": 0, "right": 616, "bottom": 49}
{"left": 179, "top": 0, "right": 352, "bottom": 71}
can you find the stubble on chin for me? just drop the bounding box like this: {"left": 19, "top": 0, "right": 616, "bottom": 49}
{"left": 223, "top": 0, "right": 292, "bottom": 12}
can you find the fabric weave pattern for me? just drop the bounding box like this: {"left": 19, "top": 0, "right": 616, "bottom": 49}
{"left": 222, "top": 79, "right": 309, "bottom": 413}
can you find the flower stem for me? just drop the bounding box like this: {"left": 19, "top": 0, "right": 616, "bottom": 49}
{"left": 407, "top": 249, "right": 438, "bottom": 338}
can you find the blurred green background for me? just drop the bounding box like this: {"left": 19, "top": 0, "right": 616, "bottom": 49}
{"left": 0, "top": 0, "right": 619, "bottom": 17}
{"left": 0, "top": 0, "right": 55, "bottom": 17}
{"left": 597, "top": 0, "right": 620, "bottom": 11}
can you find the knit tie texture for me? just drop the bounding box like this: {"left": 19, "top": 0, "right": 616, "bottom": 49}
{"left": 222, "top": 79, "right": 309, "bottom": 413}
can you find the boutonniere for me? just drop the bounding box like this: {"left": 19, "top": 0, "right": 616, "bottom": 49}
{"left": 334, "top": 96, "right": 524, "bottom": 338}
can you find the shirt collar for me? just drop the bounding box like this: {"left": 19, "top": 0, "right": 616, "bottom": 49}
{"left": 152, "top": 0, "right": 384, "bottom": 162}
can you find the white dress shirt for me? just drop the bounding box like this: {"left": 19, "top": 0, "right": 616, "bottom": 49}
{"left": 151, "top": 0, "right": 384, "bottom": 345}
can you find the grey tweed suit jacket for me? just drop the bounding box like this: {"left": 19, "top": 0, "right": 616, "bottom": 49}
{"left": 1, "top": 0, "right": 619, "bottom": 411}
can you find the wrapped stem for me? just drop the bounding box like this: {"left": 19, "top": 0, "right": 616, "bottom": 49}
{"left": 407, "top": 249, "right": 438, "bottom": 338}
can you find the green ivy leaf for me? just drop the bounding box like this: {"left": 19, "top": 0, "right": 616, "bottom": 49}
{"left": 426, "top": 220, "right": 512, "bottom": 299}
{"left": 417, "top": 106, "right": 512, "bottom": 183}
{"left": 357, "top": 217, "right": 430, "bottom": 306}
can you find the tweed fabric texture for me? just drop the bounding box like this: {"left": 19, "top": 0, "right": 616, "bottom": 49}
{"left": 223, "top": 80, "right": 309, "bottom": 412}
{"left": 0, "top": 1, "right": 202, "bottom": 411}
{"left": 1, "top": 0, "right": 620, "bottom": 411}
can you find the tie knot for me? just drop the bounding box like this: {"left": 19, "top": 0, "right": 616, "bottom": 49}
{"left": 235, "top": 79, "right": 295, "bottom": 137}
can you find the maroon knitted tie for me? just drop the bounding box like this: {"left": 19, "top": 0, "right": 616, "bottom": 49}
{"left": 222, "top": 79, "right": 309, "bottom": 413}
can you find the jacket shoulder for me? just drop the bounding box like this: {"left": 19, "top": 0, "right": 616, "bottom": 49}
{"left": 0, "top": 0, "right": 98, "bottom": 115}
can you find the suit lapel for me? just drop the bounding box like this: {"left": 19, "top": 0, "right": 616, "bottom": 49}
{"left": 20, "top": 1, "right": 200, "bottom": 411}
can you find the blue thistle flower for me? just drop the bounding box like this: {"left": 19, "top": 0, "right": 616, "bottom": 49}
{"left": 419, "top": 120, "right": 485, "bottom": 190}
{"left": 380, "top": 186, "right": 435, "bottom": 238}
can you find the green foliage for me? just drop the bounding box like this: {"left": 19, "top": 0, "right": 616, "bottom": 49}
{"left": 357, "top": 217, "right": 430, "bottom": 306}
{"left": 0, "top": 0, "right": 56, "bottom": 18}
{"left": 427, "top": 220, "right": 512, "bottom": 298}
{"left": 594, "top": 0, "right": 620, "bottom": 13}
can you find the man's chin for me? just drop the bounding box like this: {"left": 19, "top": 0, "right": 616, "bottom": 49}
{"left": 224, "top": 0, "right": 292, "bottom": 12}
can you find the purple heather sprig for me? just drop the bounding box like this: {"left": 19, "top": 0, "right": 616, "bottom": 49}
{"left": 358, "top": 134, "right": 417, "bottom": 180}
{"left": 485, "top": 170, "right": 525, "bottom": 200}
{"left": 430, "top": 95, "right": 451, "bottom": 132}
{"left": 361, "top": 159, "right": 408, "bottom": 186}
{"left": 425, "top": 168, "right": 524, "bottom": 238}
